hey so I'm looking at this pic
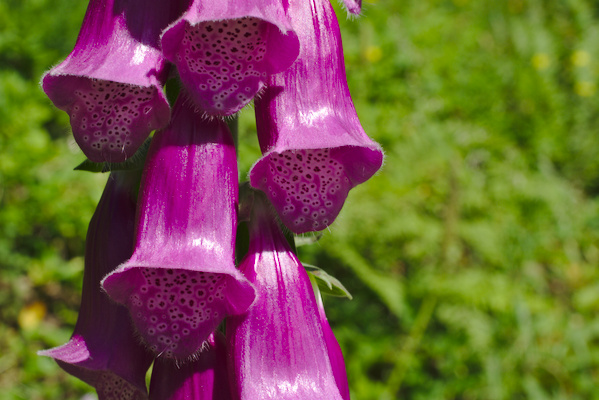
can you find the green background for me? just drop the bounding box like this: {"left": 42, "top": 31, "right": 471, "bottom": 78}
{"left": 2, "top": 0, "right": 599, "bottom": 398}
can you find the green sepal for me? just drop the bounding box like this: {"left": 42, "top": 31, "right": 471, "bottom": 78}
{"left": 74, "top": 137, "right": 152, "bottom": 173}
{"left": 304, "top": 264, "right": 352, "bottom": 299}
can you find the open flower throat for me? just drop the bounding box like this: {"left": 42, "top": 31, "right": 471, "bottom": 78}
{"left": 40, "top": 0, "right": 381, "bottom": 398}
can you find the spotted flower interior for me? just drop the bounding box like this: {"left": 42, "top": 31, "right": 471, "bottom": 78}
{"left": 127, "top": 269, "right": 229, "bottom": 359}
{"left": 67, "top": 80, "right": 164, "bottom": 162}
{"left": 96, "top": 372, "right": 145, "bottom": 400}
{"left": 175, "top": 18, "right": 271, "bottom": 115}
{"left": 255, "top": 149, "right": 352, "bottom": 233}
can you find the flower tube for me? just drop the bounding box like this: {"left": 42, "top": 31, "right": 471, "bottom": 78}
{"left": 161, "top": 0, "right": 300, "bottom": 116}
{"left": 249, "top": 0, "right": 383, "bottom": 234}
{"left": 39, "top": 171, "right": 153, "bottom": 400}
{"left": 148, "top": 332, "right": 232, "bottom": 400}
{"left": 227, "top": 193, "right": 343, "bottom": 399}
{"left": 102, "top": 93, "right": 255, "bottom": 360}
{"left": 42, "top": 0, "right": 188, "bottom": 162}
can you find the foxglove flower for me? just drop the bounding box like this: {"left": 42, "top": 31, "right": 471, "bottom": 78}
{"left": 148, "top": 331, "right": 232, "bottom": 400}
{"left": 249, "top": 0, "right": 383, "bottom": 233}
{"left": 315, "top": 290, "right": 350, "bottom": 400}
{"left": 161, "top": 0, "right": 300, "bottom": 116}
{"left": 102, "top": 93, "right": 255, "bottom": 360}
{"left": 39, "top": 171, "right": 153, "bottom": 400}
{"left": 227, "top": 193, "right": 343, "bottom": 399}
{"left": 42, "top": 0, "right": 187, "bottom": 162}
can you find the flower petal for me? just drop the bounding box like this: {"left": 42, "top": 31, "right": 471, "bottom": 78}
{"left": 38, "top": 172, "right": 153, "bottom": 400}
{"left": 102, "top": 93, "right": 255, "bottom": 360}
{"left": 227, "top": 194, "right": 343, "bottom": 399}
{"left": 42, "top": 0, "right": 187, "bottom": 162}
{"left": 249, "top": 0, "right": 383, "bottom": 234}
{"left": 149, "top": 332, "right": 232, "bottom": 400}
{"left": 161, "top": 0, "right": 299, "bottom": 116}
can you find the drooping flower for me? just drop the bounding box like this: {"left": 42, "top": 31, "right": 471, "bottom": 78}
{"left": 161, "top": 0, "right": 300, "bottom": 116}
{"left": 42, "top": 0, "right": 188, "bottom": 162}
{"left": 102, "top": 92, "right": 255, "bottom": 360}
{"left": 227, "top": 193, "right": 344, "bottom": 399}
{"left": 249, "top": 0, "right": 383, "bottom": 234}
{"left": 148, "top": 331, "right": 232, "bottom": 400}
{"left": 39, "top": 171, "right": 153, "bottom": 400}
{"left": 315, "top": 289, "right": 350, "bottom": 400}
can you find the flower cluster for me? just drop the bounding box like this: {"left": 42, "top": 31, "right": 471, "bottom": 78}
{"left": 40, "top": 0, "right": 382, "bottom": 398}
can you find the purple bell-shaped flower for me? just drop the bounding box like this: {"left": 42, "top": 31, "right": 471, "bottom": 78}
{"left": 42, "top": 0, "right": 188, "bottom": 162}
{"left": 249, "top": 0, "right": 383, "bottom": 234}
{"left": 38, "top": 171, "right": 153, "bottom": 400}
{"left": 102, "top": 93, "right": 255, "bottom": 360}
{"left": 161, "top": 0, "right": 300, "bottom": 116}
{"left": 227, "top": 193, "right": 344, "bottom": 399}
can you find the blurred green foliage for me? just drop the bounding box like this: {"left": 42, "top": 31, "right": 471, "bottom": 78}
{"left": 2, "top": 0, "right": 599, "bottom": 398}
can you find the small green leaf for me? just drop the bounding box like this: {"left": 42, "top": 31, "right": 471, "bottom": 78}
{"left": 304, "top": 264, "right": 352, "bottom": 299}
{"left": 74, "top": 138, "right": 152, "bottom": 173}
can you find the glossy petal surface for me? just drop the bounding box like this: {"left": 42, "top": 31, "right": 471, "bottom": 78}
{"left": 249, "top": 0, "right": 383, "bottom": 233}
{"left": 39, "top": 172, "right": 152, "bottom": 400}
{"left": 161, "top": 0, "right": 299, "bottom": 115}
{"left": 103, "top": 94, "right": 255, "bottom": 360}
{"left": 227, "top": 194, "right": 343, "bottom": 400}
{"left": 42, "top": 0, "right": 187, "bottom": 162}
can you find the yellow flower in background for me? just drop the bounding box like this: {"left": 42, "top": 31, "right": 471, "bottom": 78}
{"left": 572, "top": 50, "right": 591, "bottom": 67}
{"left": 532, "top": 53, "right": 551, "bottom": 70}
{"left": 18, "top": 301, "right": 47, "bottom": 330}
{"left": 365, "top": 45, "right": 383, "bottom": 63}
{"left": 575, "top": 81, "right": 596, "bottom": 97}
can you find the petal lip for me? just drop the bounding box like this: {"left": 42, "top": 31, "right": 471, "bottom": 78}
{"left": 102, "top": 93, "right": 255, "bottom": 360}
{"left": 43, "top": 74, "right": 170, "bottom": 163}
{"left": 42, "top": 0, "right": 185, "bottom": 162}
{"left": 249, "top": 0, "right": 383, "bottom": 234}
{"left": 38, "top": 171, "right": 153, "bottom": 399}
{"left": 161, "top": 0, "right": 300, "bottom": 116}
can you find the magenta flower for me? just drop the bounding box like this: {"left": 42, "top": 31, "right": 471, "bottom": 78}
{"left": 227, "top": 193, "right": 343, "bottom": 399}
{"left": 102, "top": 93, "right": 255, "bottom": 360}
{"left": 148, "top": 331, "right": 232, "bottom": 400}
{"left": 249, "top": 0, "right": 383, "bottom": 233}
{"left": 39, "top": 172, "right": 153, "bottom": 400}
{"left": 161, "top": 0, "right": 300, "bottom": 116}
{"left": 42, "top": 0, "right": 187, "bottom": 162}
